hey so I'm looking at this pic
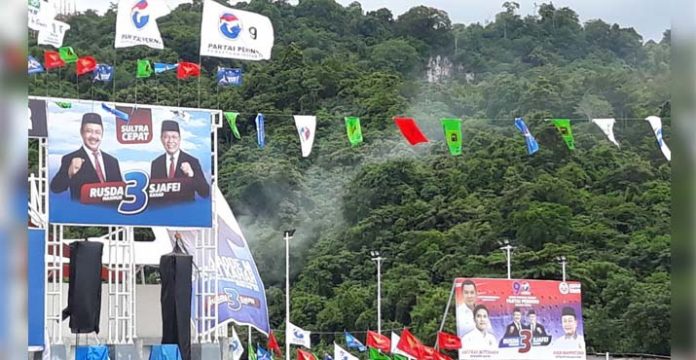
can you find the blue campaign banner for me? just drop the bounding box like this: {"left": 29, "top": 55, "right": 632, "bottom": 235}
{"left": 214, "top": 215, "right": 270, "bottom": 334}
{"left": 46, "top": 99, "right": 214, "bottom": 227}
{"left": 184, "top": 187, "right": 269, "bottom": 335}
{"left": 28, "top": 228, "right": 45, "bottom": 348}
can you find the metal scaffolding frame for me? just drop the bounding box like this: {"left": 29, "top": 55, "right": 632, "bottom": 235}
{"left": 106, "top": 226, "right": 137, "bottom": 344}
{"left": 31, "top": 96, "right": 224, "bottom": 347}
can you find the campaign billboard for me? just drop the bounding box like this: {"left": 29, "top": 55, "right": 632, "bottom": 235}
{"left": 46, "top": 98, "right": 215, "bottom": 227}
{"left": 455, "top": 278, "right": 585, "bottom": 360}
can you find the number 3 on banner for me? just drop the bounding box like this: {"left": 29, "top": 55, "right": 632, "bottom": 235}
{"left": 118, "top": 171, "right": 149, "bottom": 215}
{"left": 518, "top": 329, "right": 532, "bottom": 353}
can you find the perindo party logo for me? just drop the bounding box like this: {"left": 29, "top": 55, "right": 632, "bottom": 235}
{"left": 219, "top": 12, "right": 243, "bottom": 40}
{"left": 300, "top": 126, "right": 311, "bottom": 141}
{"left": 512, "top": 281, "right": 531, "bottom": 295}
{"left": 131, "top": 0, "right": 150, "bottom": 30}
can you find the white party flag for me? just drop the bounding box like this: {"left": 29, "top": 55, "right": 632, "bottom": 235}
{"left": 287, "top": 322, "right": 311, "bottom": 348}
{"left": 29, "top": 0, "right": 57, "bottom": 31}
{"left": 230, "top": 326, "right": 245, "bottom": 360}
{"left": 37, "top": 19, "right": 70, "bottom": 48}
{"left": 200, "top": 0, "right": 274, "bottom": 60}
{"left": 592, "top": 118, "right": 620, "bottom": 147}
{"left": 334, "top": 343, "right": 359, "bottom": 360}
{"left": 294, "top": 115, "right": 317, "bottom": 157}
{"left": 115, "top": 0, "right": 171, "bottom": 49}
{"left": 645, "top": 116, "right": 671, "bottom": 161}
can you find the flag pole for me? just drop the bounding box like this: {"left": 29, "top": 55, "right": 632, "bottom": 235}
{"left": 112, "top": 52, "right": 117, "bottom": 102}
{"left": 284, "top": 229, "right": 295, "bottom": 360}
{"left": 248, "top": 326, "right": 252, "bottom": 354}
{"left": 197, "top": 55, "right": 202, "bottom": 108}
{"left": 436, "top": 281, "right": 456, "bottom": 346}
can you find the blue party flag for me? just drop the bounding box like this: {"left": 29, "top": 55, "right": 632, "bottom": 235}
{"left": 344, "top": 332, "right": 366, "bottom": 352}
{"left": 154, "top": 62, "right": 179, "bottom": 74}
{"left": 255, "top": 113, "right": 265, "bottom": 149}
{"left": 93, "top": 64, "right": 114, "bottom": 82}
{"left": 101, "top": 103, "right": 130, "bottom": 122}
{"left": 514, "top": 117, "right": 539, "bottom": 155}
{"left": 28, "top": 55, "right": 44, "bottom": 74}
{"left": 216, "top": 67, "right": 243, "bottom": 86}
{"left": 257, "top": 344, "right": 273, "bottom": 360}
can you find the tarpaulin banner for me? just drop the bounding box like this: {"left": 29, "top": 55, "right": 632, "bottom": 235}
{"left": 166, "top": 186, "right": 270, "bottom": 335}
{"left": 46, "top": 98, "right": 214, "bottom": 227}
{"left": 28, "top": 228, "right": 45, "bottom": 348}
{"left": 454, "top": 278, "right": 585, "bottom": 360}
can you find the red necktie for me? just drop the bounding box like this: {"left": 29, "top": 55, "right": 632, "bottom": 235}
{"left": 168, "top": 156, "right": 175, "bottom": 178}
{"left": 93, "top": 151, "right": 105, "bottom": 183}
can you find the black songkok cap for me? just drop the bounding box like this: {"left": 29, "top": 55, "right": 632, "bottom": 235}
{"left": 161, "top": 120, "right": 180, "bottom": 134}
{"left": 561, "top": 307, "right": 577, "bottom": 318}
{"left": 81, "top": 113, "right": 102, "bottom": 127}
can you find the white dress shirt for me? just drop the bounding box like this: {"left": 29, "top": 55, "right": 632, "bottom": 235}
{"left": 166, "top": 150, "right": 180, "bottom": 177}
{"left": 83, "top": 145, "right": 106, "bottom": 178}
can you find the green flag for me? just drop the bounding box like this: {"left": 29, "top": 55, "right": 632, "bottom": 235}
{"left": 136, "top": 59, "right": 153, "bottom": 78}
{"left": 58, "top": 47, "right": 78, "bottom": 63}
{"left": 552, "top": 118, "right": 575, "bottom": 150}
{"left": 248, "top": 343, "right": 257, "bottom": 360}
{"left": 392, "top": 355, "right": 409, "bottom": 360}
{"left": 345, "top": 116, "right": 363, "bottom": 146}
{"left": 441, "top": 118, "right": 463, "bottom": 156}
{"left": 54, "top": 101, "right": 72, "bottom": 109}
{"left": 224, "top": 112, "right": 241, "bottom": 139}
{"left": 369, "top": 349, "right": 391, "bottom": 360}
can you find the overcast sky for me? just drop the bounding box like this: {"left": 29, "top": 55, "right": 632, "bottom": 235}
{"left": 74, "top": 0, "right": 670, "bottom": 41}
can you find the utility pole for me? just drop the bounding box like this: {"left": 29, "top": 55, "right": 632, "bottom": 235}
{"left": 498, "top": 240, "right": 515, "bottom": 279}
{"left": 557, "top": 256, "right": 567, "bottom": 282}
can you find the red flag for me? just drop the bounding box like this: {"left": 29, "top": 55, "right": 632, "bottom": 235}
{"left": 396, "top": 328, "right": 423, "bottom": 359}
{"left": 366, "top": 330, "right": 391, "bottom": 353}
{"left": 268, "top": 331, "right": 282, "bottom": 357}
{"left": 433, "top": 351, "right": 453, "bottom": 360}
{"left": 177, "top": 61, "right": 201, "bottom": 79}
{"left": 297, "top": 349, "right": 317, "bottom": 360}
{"left": 436, "top": 331, "right": 461, "bottom": 351}
{"left": 76, "top": 56, "right": 97, "bottom": 76}
{"left": 421, "top": 346, "right": 436, "bottom": 360}
{"left": 394, "top": 117, "right": 428, "bottom": 145}
{"left": 44, "top": 50, "right": 65, "bottom": 69}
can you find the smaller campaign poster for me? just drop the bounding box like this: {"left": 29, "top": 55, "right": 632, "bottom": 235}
{"left": 47, "top": 99, "right": 214, "bottom": 227}
{"left": 455, "top": 278, "right": 585, "bottom": 360}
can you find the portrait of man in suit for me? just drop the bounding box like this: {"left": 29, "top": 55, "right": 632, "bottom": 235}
{"left": 50, "top": 113, "right": 123, "bottom": 200}
{"left": 526, "top": 309, "right": 548, "bottom": 338}
{"left": 150, "top": 120, "right": 210, "bottom": 201}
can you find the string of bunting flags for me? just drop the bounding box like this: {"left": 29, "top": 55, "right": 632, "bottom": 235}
{"left": 229, "top": 325, "right": 465, "bottom": 360}
{"left": 219, "top": 111, "right": 670, "bottom": 161}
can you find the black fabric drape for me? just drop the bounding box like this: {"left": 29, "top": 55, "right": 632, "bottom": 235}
{"left": 62, "top": 241, "right": 103, "bottom": 334}
{"left": 159, "top": 253, "right": 193, "bottom": 360}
